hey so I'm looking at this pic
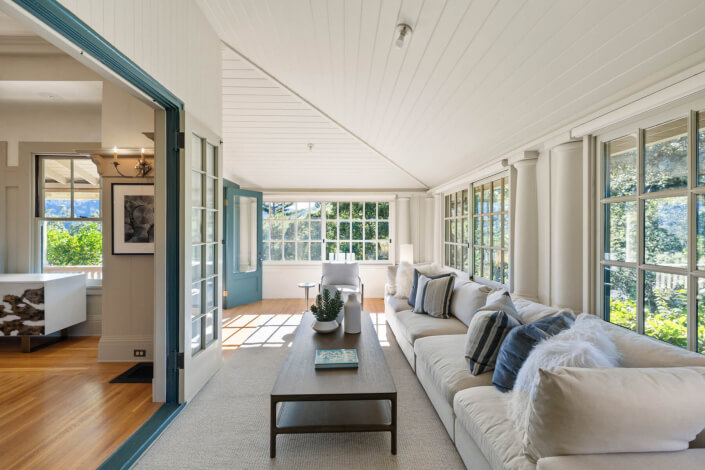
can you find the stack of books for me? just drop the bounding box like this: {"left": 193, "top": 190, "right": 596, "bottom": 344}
{"left": 314, "top": 349, "right": 359, "bottom": 369}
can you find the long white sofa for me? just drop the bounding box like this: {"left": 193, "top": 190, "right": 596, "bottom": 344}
{"left": 384, "top": 263, "right": 705, "bottom": 470}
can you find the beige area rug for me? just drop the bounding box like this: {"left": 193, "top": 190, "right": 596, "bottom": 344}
{"left": 135, "top": 314, "right": 465, "bottom": 469}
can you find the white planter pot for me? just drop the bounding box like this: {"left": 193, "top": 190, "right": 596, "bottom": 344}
{"left": 312, "top": 319, "right": 339, "bottom": 334}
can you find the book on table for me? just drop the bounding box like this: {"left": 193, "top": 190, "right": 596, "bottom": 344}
{"left": 314, "top": 349, "right": 359, "bottom": 369}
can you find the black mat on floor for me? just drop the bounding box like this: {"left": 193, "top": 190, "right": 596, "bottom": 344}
{"left": 110, "top": 362, "right": 153, "bottom": 383}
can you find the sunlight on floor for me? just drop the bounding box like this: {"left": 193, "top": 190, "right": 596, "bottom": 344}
{"left": 222, "top": 308, "right": 389, "bottom": 358}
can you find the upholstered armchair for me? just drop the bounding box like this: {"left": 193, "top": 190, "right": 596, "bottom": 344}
{"left": 319, "top": 262, "right": 364, "bottom": 308}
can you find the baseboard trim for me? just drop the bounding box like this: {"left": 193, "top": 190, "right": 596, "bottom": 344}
{"left": 98, "top": 335, "right": 153, "bottom": 362}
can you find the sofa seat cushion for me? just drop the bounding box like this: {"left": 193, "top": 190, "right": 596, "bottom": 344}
{"left": 392, "top": 310, "right": 468, "bottom": 345}
{"left": 454, "top": 386, "right": 534, "bottom": 470}
{"left": 385, "top": 295, "right": 411, "bottom": 315}
{"left": 414, "top": 335, "right": 493, "bottom": 404}
{"left": 537, "top": 450, "right": 705, "bottom": 470}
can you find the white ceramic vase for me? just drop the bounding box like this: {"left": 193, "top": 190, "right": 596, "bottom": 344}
{"left": 344, "top": 293, "right": 361, "bottom": 334}
{"left": 312, "top": 319, "right": 338, "bottom": 334}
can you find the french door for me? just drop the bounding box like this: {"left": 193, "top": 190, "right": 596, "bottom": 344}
{"left": 181, "top": 112, "right": 223, "bottom": 402}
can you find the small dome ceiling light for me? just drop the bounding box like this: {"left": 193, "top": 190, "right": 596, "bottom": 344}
{"left": 394, "top": 23, "right": 412, "bottom": 48}
{"left": 307, "top": 143, "right": 314, "bottom": 151}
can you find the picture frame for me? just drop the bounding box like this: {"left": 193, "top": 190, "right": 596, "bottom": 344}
{"left": 111, "top": 183, "right": 155, "bottom": 255}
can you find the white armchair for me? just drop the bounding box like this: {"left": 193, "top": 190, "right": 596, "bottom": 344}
{"left": 319, "top": 262, "right": 364, "bottom": 309}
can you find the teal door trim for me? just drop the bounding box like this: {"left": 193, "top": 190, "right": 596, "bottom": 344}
{"left": 224, "top": 184, "right": 263, "bottom": 307}
{"left": 12, "top": 0, "right": 184, "bottom": 466}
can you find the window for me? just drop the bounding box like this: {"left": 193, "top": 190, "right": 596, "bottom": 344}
{"left": 262, "top": 201, "right": 392, "bottom": 262}
{"left": 443, "top": 176, "right": 510, "bottom": 285}
{"left": 601, "top": 112, "right": 705, "bottom": 354}
{"left": 36, "top": 156, "right": 102, "bottom": 281}
{"left": 473, "top": 177, "right": 510, "bottom": 284}
{"left": 191, "top": 135, "right": 219, "bottom": 355}
{"left": 443, "top": 189, "right": 469, "bottom": 271}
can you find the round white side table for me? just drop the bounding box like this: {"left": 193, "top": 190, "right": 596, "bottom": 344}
{"left": 298, "top": 282, "right": 316, "bottom": 313}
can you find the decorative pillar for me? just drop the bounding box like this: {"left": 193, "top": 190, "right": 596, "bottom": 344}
{"left": 396, "top": 197, "right": 411, "bottom": 262}
{"left": 550, "top": 141, "right": 583, "bottom": 311}
{"left": 512, "top": 157, "right": 539, "bottom": 300}
{"left": 424, "top": 195, "right": 435, "bottom": 262}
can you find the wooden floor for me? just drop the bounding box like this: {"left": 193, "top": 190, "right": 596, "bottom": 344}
{"left": 222, "top": 298, "right": 386, "bottom": 361}
{"left": 0, "top": 298, "right": 386, "bottom": 469}
{"left": 0, "top": 336, "right": 161, "bottom": 470}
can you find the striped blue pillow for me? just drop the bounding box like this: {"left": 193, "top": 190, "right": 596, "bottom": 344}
{"left": 464, "top": 310, "right": 520, "bottom": 376}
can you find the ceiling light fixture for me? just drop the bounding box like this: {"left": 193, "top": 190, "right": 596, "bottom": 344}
{"left": 307, "top": 143, "right": 314, "bottom": 151}
{"left": 394, "top": 23, "right": 412, "bottom": 48}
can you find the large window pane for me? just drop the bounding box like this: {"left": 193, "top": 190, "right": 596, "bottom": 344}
{"left": 604, "top": 201, "right": 636, "bottom": 262}
{"left": 605, "top": 135, "right": 637, "bottom": 197}
{"left": 644, "top": 197, "right": 687, "bottom": 267}
{"left": 604, "top": 266, "right": 637, "bottom": 331}
{"left": 644, "top": 118, "right": 688, "bottom": 193}
{"left": 644, "top": 271, "right": 687, "bottom": 348}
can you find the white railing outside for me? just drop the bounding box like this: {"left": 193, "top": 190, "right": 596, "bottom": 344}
{"left": 43, "top": 265, "right": 103, "bottom": 280}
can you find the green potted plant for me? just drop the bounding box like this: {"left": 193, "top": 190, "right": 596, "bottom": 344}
{"left": 310, "top": 289, "right": 344, "bottom": 333}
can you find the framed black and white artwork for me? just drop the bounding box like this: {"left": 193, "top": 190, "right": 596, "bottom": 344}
{"left": 111, "top": 183, "right": 155, "bottom": 255}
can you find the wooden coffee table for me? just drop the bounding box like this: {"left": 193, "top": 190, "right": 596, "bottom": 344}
{"left": 270, "top": 311, "right": 397, "bottom": 457}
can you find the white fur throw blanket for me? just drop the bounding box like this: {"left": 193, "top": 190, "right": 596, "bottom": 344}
{"left": 509, "top": 313, "right": 620, "bottom": 434}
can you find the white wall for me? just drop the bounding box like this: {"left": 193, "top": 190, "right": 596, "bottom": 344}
{"left": 56, "top": 0, "right": 222, "bottom": 135}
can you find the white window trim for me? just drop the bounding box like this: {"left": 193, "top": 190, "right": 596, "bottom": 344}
{"left": 596, "top": 101, "right": 705, "bottom": 353}
{"left": 262, "top": 200, "right": 395, "bottom": 265}
{"left": 34, "top": 154, "right": 103, "bottom": 287}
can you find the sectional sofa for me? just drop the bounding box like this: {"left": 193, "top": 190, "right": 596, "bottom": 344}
{"left": 384, "top": 263, "right": 705, "bottom": 470}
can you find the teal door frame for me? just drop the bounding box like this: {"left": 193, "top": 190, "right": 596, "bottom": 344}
{"left": 11, "top": 1, "right": 185, "bottom": 468}
{"left": 224, "top": 181, "right": 263, "bottom": 307}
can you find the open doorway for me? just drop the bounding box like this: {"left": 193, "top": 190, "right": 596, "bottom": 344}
{"left": 0, "top": 10, "right": 162, "bottom": 468}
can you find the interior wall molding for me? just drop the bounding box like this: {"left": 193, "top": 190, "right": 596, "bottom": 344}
{"left": 0, "top": 35, "right": 61, "bottom": 53}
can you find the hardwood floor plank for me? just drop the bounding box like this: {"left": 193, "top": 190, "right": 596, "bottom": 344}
{"left": 0, "top": 336, "right": 161, "bottom": 470}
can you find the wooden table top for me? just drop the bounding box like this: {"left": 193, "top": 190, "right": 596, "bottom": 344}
{"left": 271, "top": 311, "right": 396, "bottom": 399}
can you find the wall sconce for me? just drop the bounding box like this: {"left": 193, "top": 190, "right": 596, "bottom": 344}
{"left": 113, "top": 146, "right": 153, "bottom": 177}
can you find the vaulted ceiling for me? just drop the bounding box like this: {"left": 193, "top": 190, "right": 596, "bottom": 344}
{"left": 199, "top": 0, "right": 705, "bottom": 190}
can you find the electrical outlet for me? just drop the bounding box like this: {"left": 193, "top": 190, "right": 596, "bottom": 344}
{"left": 134, "top": 349, "right": 146, "bottom": 358}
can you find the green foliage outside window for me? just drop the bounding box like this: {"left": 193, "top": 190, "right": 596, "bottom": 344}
{"left": 45, "top": 221, "right": 102, "bottom": 266}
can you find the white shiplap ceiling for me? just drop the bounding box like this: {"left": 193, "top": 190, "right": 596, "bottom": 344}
{"left": 200, "top": 0, "right": 705, "bottom": 189}
{"left": 221, "top": 45, "right": 424, "bottom": 189}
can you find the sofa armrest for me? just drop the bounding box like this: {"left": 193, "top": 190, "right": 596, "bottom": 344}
{"left": 537, "top": 450, "right": 705, "bottom": 470}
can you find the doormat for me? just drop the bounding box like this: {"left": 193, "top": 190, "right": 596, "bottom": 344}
{"left": 110, "top": 362, "right": 153, "bottom": 383}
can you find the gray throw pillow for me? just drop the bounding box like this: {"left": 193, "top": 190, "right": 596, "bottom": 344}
{"left": 478, "top": 290, "right": 519, "bottom": 320}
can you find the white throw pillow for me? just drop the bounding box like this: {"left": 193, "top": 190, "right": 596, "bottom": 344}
{"left": 395, "top": 262, "right": 415, "bottom": 298}
{"left": 523, "top": 367, "right": 705, "bottom": 462}
{"left": 451, "top": 280, "right": 492, "bottom": 326}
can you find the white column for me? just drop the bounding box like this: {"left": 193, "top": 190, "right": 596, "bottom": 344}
{"left": 550, "top": 141, "right": 583, "bottom": 311}
{"left": 396, "top": 196, "right": 411, "bottom": 245}
{"left": 424, "top": 195, "right": 435, "bottom": 262}
{"left": 434, "top": 193, "right": 442, "bottom": 265}
{"left": 512, "top": 158, "right": 539, "bottom": 300}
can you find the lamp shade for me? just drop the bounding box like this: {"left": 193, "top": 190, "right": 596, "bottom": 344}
{"left": 400, "top": 244, "right": 414, "bottom": 264}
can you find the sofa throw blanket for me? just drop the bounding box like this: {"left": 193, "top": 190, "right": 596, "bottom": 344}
{"left": 465, "top": 310, "right": 519, "bottom": 375}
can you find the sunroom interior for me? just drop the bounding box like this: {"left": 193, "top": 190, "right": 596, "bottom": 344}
{"left": 2, "top": 0, "right": 705, "bottom": 469}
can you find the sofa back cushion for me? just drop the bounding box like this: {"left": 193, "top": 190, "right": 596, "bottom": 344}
{"left": 450, "top": 280, "right": 492, "bottom": 326}
{"left": 601, "top": 320, "right": 705, "bottom": 368}
{"left": 511, "top": 296, "right": 573, "bottom": 324}
{"left": 524, "top": 367, "right": 705, "bottom": 462}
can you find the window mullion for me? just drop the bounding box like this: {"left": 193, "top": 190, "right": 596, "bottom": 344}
{"left": 70, "top": 159, "right": 75, "bottom": 218}
{"left": 688, "top": 110, "right": 697, "bottom": 351}
{"left": 637, "top": 128, "right": 645, "bottom": 336}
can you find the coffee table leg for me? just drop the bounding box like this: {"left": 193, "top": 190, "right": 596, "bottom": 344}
{"left": 270, "top": 397, "right": 277, "bottom": 458}
{"left": 391, "top": 396, "right": 397, "bottom": 455}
